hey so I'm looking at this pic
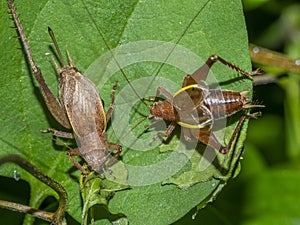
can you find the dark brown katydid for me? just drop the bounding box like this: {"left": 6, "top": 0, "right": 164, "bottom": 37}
{"left": 148, "top": 55, "right": 264, "bottom": 153}
{"left": 8, "top": 0, "right": 121, "bottom": 174}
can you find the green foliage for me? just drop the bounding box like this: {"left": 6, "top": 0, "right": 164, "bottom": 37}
{"left": 0, "top": 0, "right": 256, "bottom": 224}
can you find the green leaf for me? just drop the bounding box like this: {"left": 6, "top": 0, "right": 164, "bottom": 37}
{"left": 80, "top": 173, "right": 129, "bottom": 225}
{"left": 240, "top": 168, "right": 300, "bottom": 225}
{"left": 0, "top": 0, "right": 252, "bottom": 224}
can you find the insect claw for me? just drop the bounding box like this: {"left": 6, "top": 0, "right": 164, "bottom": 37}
{"left": 247, "top": 111, "right": 262, "bottom": 119}
{"left": 250, "top": 68, "right": 264, "bottom": 76}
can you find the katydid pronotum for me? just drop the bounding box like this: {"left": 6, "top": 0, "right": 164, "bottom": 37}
{"left": 8, "top": 0, "right": 121, "bottom": 175}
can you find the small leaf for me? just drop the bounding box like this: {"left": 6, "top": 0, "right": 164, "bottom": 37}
{"left": 80, "top": 172, "right": 129, "bottom": 224}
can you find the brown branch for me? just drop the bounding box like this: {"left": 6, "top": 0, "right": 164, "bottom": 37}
{"left": 0, "top": 154, "right": 68, "bottom": 225}
{"left": 250, "top": 43, "right": 300, "bottom": 74}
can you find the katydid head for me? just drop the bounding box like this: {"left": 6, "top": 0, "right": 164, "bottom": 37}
{"left": 150, "top": 101, "right": 176, "bottom": 122}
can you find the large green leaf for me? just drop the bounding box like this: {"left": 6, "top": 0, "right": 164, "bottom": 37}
{"left": 0, "top": 0, "right": 252, "bottom": 224}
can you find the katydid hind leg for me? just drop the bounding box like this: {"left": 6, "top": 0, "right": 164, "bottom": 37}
{"left": 37, "top": 75, "right": 72, "bottom": 129}
{"left": 191, "top": 114, "right": 247, "bottom": 154}
{"left": 218, "top": 114, "right": 247, "bottom": 154}
{"left": 219, "top": 112, "right": 261, "bottom": 153}
{"left": 8, "top": 0, "right": 71, "bottom": 129}
{"left": 183, "top": 54, "right": 260, "bottom": 87}
{"left": 200, "top": 55, "right": 261, "bottom": 80}
{"left": 197, "top": 131, "right": 223, "bottom": 152}
{"left": 182, "top": 57, "right": 213, "bottom": 87}
{"left": 209, "top": 55, "right": 263, "bottom": 79}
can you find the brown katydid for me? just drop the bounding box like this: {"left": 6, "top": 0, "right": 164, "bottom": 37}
{"left": 8, "top": 0, "right": 121, "bottom": 175}
{"left": 147, "top": 55, "right": 264, "bottom": 153}
{"left": 109, "top": 52, "right": 264, "bottom": 153}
